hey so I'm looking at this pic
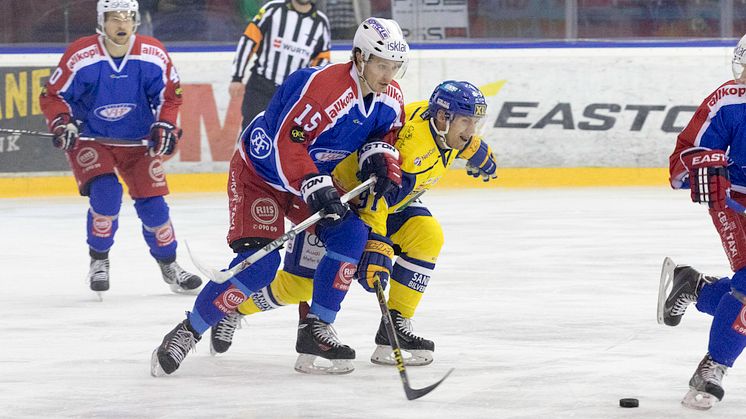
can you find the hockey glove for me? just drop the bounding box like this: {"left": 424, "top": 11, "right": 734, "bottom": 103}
{"left": 149, "top": 121, "right": 182, "bottom": 157}
{"left": 50, "top": 113, "right": 79, "bottom": 151}
{"left": 301, "top": 174, "right": 348, "bottom": 227}
{"left": 356, "top": 233, "right": 394, "bottom": 293}
{"left": 459, "top": 137, "right": 497, "bottom": 182}
{"left": 357, "top": 141, "right": 402, "bottom": 203}
{"left": 680, "top": 148, "right": 730, "bottom": 211}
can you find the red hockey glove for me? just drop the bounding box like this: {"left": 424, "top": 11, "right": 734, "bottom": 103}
{"left": 50, "top": 113, "right": 79, "bottom": 151}
{"left": 680, "top": 148, "right": 730, "bottom": 211}
{"left": 357, "top": 141, "right": 402, "bottom": 204}
{"left": 355, "top": 233, "right": 394, "bottom": 293}
{"left": 149, "top": 121, "right": 182, "bottom": 157}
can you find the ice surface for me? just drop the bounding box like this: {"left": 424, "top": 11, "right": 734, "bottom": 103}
{"left": 0, "top": 187, "right": 742, "bottom": 418}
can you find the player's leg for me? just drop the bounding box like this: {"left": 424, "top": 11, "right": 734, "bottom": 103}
{"left": 659, "top": 259, "right": 725, "bottom": 326}
{"left": 371, "top": 207, "right": 443, "bottom": 366}
{"left": 682, "top": 205, "right": 746, "bottom": 409}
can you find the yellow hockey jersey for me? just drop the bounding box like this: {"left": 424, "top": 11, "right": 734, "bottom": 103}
{"left": 333, "top": 100, "right": 466, "bottom": 235}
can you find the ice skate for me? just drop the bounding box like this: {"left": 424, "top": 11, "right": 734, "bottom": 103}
{"left": 150, "top": 318, "right": 201, "bottom": 377}
{"left": 87, "top": 256, "right": 110, "bottom": 301}
{"left": 158, "top": 259, "right": 203, "bottom": 294}
{"left": 371, "top": 309, "right": 434, "bottom": 366}
{"left": 657, "top": 257, "right": 714, "bottom": 326}
{"left": 294, "top": 315, "right": 355, "bottom": 375}
{"left": 681, "top": 353, "right": 728, "bottom": 410}
{"left": 210, "top": 312, "right": 243, "bottom": 355}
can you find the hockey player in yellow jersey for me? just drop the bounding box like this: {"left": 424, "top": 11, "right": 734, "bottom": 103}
{"left": 209, "top": 81, "right": 497, "bottom": 370}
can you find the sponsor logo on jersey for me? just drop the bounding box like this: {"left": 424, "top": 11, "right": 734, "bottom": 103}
{"left": 280, "top": 40, "right": 312, "bottom": 58}
{"left": 141, "top": 44, "right": 169, "bottom": 68}
{"left": 154, "top": 222, "right": 175, "bottom": 247}
{"left": 174, "top": 85, "right": 183, "bottom": 98}
{"left": 251, "top": 198, "right": 279, "bottom": 225}
{"left": 213, "top": 286, "right": 247, "bottom": 313}
{"left": 716, "top": 211, "right": 739, "bottom": 261}
{"left": 365, "top": 18, "right": 390, "bottom": 39}
{"left": 249, "top": 127, "right": 272, "bottom": 159}
{"left": 273, "top": 38, "right": 282, "bottom": 48}
{"left": 414, "top": 147, "right": 436, "bottom": 166}
{"left": 332, "top": 262, "right": 356, "bottom": 291}
{"left": 312, "top": 148, "right": 350, "bottom": 162}
{"left": 76, "top": 147, "right": 99, "bottom": 167}
{"left": 251, "top": 292, "right": 273, "bottom": 311}
{"left": 91, "top": 215, "right": 114, "bottom": 238}
{"left": 290, "top": 126, "right": 305, "bottom": 143}
{"left": 407, "top": 272, "right": 430, "bottom": 293}
{"left": 66, "top": 45, "right": 100, "bottom": 71}
{"left": 325, "top": 87, "right": 355, "bottom": 120}
{"left": 94, "top": 103, "right": 136, "bottom": 121}
{"left": 708, "top": 86, "right": 746, "bottom": 107}
{"left": 149, "top": 160, "right": 166, "bottom": 183}
{"left": 732, "top": 306, "right": 746, "bottom": 336}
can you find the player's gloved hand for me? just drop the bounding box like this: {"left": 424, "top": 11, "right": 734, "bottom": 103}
{"left": 357, "top": 140, "right": 402, "bottom": 203}
{"left": 680, "top": 148, "right": 730, "bottom": 211}
{"left": 355, "top": 233, "right": 394, "bottom": 293}
{"left": 50, "top": 113, "right": 79, "bottom": 151}
{"left": 459, "top": 137, "right": 497, "bottom": 182}
{"left": 301, "top": 174, "right": 348, "bottom": 227}
{"left": 148, "top": 121, "right": 181, "bottom": 157}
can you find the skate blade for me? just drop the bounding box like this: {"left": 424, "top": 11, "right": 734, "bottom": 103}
{"left": 209, "top": 342, "right": 228, "bottom": 356}
{"left": 150, "top": 349, "right": 167, "bottom": 377}
{"left": 681, "top": 388, "right": 719, "bottom": 410}
{"left": 657, "top": 257, "right": 677, "bottom": 325}
{"left": 370, "top": 345, "right": 433, "bottom": 366}
{"left": 93, "top": 291, "right": 104, "bottom": 302}
{"left": 169, "top": 284, "right": 200, "bottom": 295}
{"left": 294, "top": 353, "right": 354, "bottom": 375}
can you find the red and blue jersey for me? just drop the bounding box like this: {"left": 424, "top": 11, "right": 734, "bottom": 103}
{"left": 40, "top": 34, "right": 182, "bottom": 142}
{"left": 238, "top": 62, "right": 405, "bottom": 195}
{"left": 670, "top": 80, "right": 746, "bottom": 192}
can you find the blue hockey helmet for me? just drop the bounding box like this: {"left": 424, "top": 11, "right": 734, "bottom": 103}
{"left": 426, "top": 80, "right": 487, "bottom": 120}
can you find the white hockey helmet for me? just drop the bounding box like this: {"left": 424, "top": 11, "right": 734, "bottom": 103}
{"left": 96, "top": 0, "right": 140, "bottom": 35}
{"left": 733, "top": 34, "right": 746, "bottom": 83}
{"left": 353, "top": 18, "right": 409, "bottom": 76}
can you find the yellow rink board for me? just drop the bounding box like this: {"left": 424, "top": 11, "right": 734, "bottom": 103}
{"left": 0, "top": 168, "right": 669, "bottom": 198}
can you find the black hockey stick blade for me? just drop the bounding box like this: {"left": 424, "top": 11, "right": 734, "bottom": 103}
{"left": 404, "top": 367, "right": 455, "bottom": 400}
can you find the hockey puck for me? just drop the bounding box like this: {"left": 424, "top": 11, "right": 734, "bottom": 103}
{"left": 619, "top": 398, "right": 639, "bottom": 408}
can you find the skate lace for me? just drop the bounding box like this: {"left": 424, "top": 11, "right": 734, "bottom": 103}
{"left": 699, "top": 357, "right": 727, "bottom": 385}
{"left": 394, "top": 314, "right": 421, "bottom": 341}
{"left": 162, "top": 262, "right": 193, "bottom": 285}
{"left": 214, "top": 313, "right": 242, "bottom": 342}
{"left": 671, "top": 292, "right": 697, "bottom": 316}
{"left": 312, "top": 321, "right": 344, "bottom": 348}
{"left": 89, "top": 259, "right": 109, "bottom": 283}
{"left": 168, "top": 327, "right": 198, "bottom": 364}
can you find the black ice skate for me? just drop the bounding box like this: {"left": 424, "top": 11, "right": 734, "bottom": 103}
{"left": 682, "top": 353, "right": 728, "bottom": 410}
{"left": 371, "top": 309, "right": 434, "bottom": 366}
{"left": 210, "top": 312, "right": 243, "bottom": 355}
{"left": 294, "top": 315, "right": 355, "bottom": 375}
{"left": 158, "top": 259, "right": 203, "bottom": 294}
{"left": 88, "top": 254, "right": 110, "bottom": 301}
{"left": 657, "top": 257, "right": 715, "bottom": 326}
{"left": 150, "top": 318, "right": 201, "bottom": 377}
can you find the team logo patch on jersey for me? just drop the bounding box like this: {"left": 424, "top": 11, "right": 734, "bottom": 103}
{"left": 249, "top": 127, "right": 272, "bottom": 159}
{"left": 290, "top": 126, "right": 305, "bottom": 143}
{"left": 76, "top": 147, "right": 99, "bottom": 167}
{"left": 94, "top": 103, "right": 136, "bottom": 122}
{"left": 732, "top": 306, "right": 746, "bottom": 336}
{"left": 213, "top": 286, "right": 247, "bottom": 314}
{"left": 149, "top": 160, "right": 166, "bottom": 183}
{"left": 332, "top": 262, "right": 356, "bottom": 291}
{"left": 251, "top": 198, "right": 279, "bottom": 225}
{"left": 312, "top": 148, "right": 350, "bottom": 162}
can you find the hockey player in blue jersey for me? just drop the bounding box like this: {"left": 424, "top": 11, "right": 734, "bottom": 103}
{"left": 661, "top": 33, "right": 746, "bottom": 410}
{"left": 151, "top": 17, "right": 409, "bottom": 376}
{"left": 40, "top": 0, "right": 202, "bottom": 299}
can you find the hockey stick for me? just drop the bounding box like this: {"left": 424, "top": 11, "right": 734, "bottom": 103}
{"left": 188, "top": 177, "right": 376, "bottom": 284}
{"left": 373, "top": 279, "right": 454, "bottom": 400}
{"left": 0, "top": 128, "right": 149, "bottom": 147}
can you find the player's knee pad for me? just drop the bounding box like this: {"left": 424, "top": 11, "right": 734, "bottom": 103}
{"left": 135, "top": 197, "right": 176, "bottom": 260}
{"left": 230, "top": 246, "right": 282, "bottom": 295}
{"left": 317, "top": 213, "right": 368, "bottom": 261}
{"left": 283, "top": 230, "right": 325, "bottom": 277}
{"left": 89, "top": 174, "right": 123, "bottom": 215}
{"left": 708, "top": 292, "right": 746, "bottom": 366}
{"left": 237, "top": 270, "right": 313, "bottom": 315}
{"left": 134, "top": 196, "right": 170, "bottom": 227}
{"left": 390, "top": 215, "right": 443, "bottom": 263}
{"left": 696, "top": 277, "right": 732, "bottom": 316}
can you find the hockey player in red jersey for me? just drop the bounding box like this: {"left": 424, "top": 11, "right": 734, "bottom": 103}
{"left": 152, "top": 17, "right": 409, "bottom": 376}
{"left": 40, "top": 0, "right": 202, "bottom": 300}
{"left": 660, "top": 34, "right": 746, "bottom": 410}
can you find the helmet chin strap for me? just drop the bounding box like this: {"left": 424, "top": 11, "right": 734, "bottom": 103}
{"left": 103, "top": 33, "right": 131, "bottom": 56}
{"left": 430, "top": 117, "right": 451, "bottom": 149}
{"left": 356, "top": 60, "right": 377, "bottom": 95}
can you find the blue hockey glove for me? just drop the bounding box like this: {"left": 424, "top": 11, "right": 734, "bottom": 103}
{"left": 459, "top": 137, "right": 497, "bottom": 182}
{"left": 149, "top": 121, "right": 181, "bottom": 157}
{"left": 301, "top": 174, "right": 348, "bottom": 227}
{"left": 50, "top": 113, "right": 79, "bottom": 151}
{"left": 356, "top": 233, "right": 394, "bottom": 293}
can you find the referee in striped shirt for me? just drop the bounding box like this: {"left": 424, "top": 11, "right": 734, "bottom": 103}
{"left": 230, "top": 0, "right": 331, "bottom": 129}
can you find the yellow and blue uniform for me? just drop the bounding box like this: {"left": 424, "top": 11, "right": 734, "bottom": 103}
{"left": 236, "top": 100, "right": 492, "bottom": 318}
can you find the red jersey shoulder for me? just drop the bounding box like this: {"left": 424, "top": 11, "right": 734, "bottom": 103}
{"left": 134, "top": 35, "right": 172, "bottom": 67}
{"left": 61, "top": 35, "right": 104, "bottom": 72}
{"left": 305, "top": 63, "right": 358, "bottom": 120}
{"left": 703, "top": 80, "right": 746, "bottom": 109}
{"left": 384, "top": 80, "right": 404, "bottom": 107}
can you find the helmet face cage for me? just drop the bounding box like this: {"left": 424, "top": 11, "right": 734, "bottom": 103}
{"left": 733, "top": 35, "right": 746, "bottom": 83}
{"left": 97, "top": 0, "right": 140, "bottom": 35}
{"left": 353, "top": 18, "right": 409, "bottom": 78}
{"left": 428, "top": 81, "right": 488, "bottom": 122}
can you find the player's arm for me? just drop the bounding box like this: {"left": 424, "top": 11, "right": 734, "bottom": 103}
{"left": 457, "top": 135, "right": 497, "bottom": 182}
{"left": 144, "top": 40, "right": 183, "bottom": 156}
{"left": 39, "top": 43, "right": 83, "bottom": 150}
